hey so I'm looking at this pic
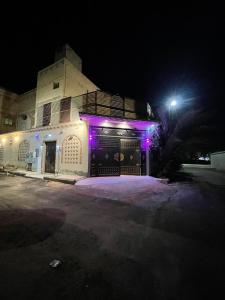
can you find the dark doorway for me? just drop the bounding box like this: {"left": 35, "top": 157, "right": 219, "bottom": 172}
{"left": 45, "top": 141, "right": 56, "bottom": 173}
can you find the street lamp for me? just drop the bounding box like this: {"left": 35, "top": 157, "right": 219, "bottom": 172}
{"left": 170, "top": 99, "right": 177, "bottom": 107}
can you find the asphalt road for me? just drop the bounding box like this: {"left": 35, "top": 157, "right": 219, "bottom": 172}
{"left": 0, "top": 171, "right": 224, "bottom": 300}
{"left": 182, "top": 165, "right": 225, "bottom": 186}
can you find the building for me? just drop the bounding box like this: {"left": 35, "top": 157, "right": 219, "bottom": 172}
{"left": 0, "top": 44, "right": 158, "bottom": 177}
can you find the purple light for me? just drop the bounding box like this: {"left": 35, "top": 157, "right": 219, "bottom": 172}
{"left": 80, "top": 114, "right": 158, "bottom": 130}
{"left": 35, "top": 133, "right": 40, "bottom": 140}
{"left": 146, "top": 138, "right": 150, "bottom": 143}
{"left": 89, "top": 134, "right": 93, "bottom": 141}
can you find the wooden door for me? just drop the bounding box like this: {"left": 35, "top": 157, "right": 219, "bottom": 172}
{"left": 45, "top": 141, "right": 56, "bottom": 173}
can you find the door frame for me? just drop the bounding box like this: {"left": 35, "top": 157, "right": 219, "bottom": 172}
{"left": 44, "top": 140, "right": 56, "bottom": 173}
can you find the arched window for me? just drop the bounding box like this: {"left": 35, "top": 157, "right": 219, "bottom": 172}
{"left": 62, "top": 135, "right": 82, "bottom": 164}
{"left": 18, "top": 140, "right": 30, "bottom": 161}
{"left": 0, "top": 145, "right": 4, "bottom": 163}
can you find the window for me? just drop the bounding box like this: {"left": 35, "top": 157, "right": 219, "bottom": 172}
{"left": 53, "top": 82, "right": 59, "bottom": 89}
{"left": 4, "top": 118, "right": 13, "bottom": 126}
{"left": 60, "top": 97, "right": 71, "bottom": 123}
{"left": 0, "top": 145, "right": 4, "bottom": 162}
{"left": 18, "top": 140, "right": 30, "bottom": 161}
{"left": 43, "top": 103, "right": 51, "bottom": 126}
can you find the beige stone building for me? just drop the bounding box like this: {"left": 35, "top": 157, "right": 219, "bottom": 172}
{"left": 0, "top": 45, "right": 157, "bottom": 177}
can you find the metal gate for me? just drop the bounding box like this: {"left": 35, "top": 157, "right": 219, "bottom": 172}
{"left": 120, "top": 139, "right": 141, "bottom": 175}
{"left": 90, "top": 126, "right": 147, "bottom": 176}
{"left": 90, "top": 136, "right": 120, "bottom": 176}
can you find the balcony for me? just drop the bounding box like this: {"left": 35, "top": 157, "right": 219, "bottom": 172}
{"left": 73, "top": 90, "right": 137, "bottom": 119}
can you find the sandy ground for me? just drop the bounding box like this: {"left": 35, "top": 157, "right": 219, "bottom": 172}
{"left": 0, "top": 171, "right": 225, "bottom": 299}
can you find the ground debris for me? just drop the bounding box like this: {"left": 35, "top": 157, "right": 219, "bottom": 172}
{"left": 49, "top": 259, "right": 62, "bottom": 268}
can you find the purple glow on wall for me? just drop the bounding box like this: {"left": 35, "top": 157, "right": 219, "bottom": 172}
{"left": 141, "top": 137, "right": 152, "bottom": 150}
{"left": 35, "top": 133, "right": 40, "bottom": 141}
{"left": 83, "top": 113, "right": 159, "bottom": 152}
{"left": 80, "top": 113, "right": 158, "bottom": 130}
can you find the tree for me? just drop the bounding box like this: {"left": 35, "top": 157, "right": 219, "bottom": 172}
{"left": 150, "top": 105, "right": 222, "bottom": 180}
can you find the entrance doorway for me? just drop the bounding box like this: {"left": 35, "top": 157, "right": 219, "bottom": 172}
{"left": 120, "top": 139, "right": 141, "bottom": 175}
{"left": 90, "top": 126, "right": 147, "bottom": 177}
{"left": 45, "top": 141, "right": 56, "bottom": 173}
{"left": 90, "top": 136, "right": 120, "bottom": 176}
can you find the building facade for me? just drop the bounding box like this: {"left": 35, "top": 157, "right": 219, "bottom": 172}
{"left": 0, "top": 45, "right": 158, "bottom": 177}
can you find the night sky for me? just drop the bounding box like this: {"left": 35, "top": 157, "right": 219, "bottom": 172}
{"left": 1, "top": 2, "right": 225, "bottom": 119}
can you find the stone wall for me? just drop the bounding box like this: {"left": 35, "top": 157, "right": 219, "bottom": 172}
{"left": 0, "top": 121, "right": 89, "bottom": 176}
{"left": 64, "top": 58, "right": 98, "bottom": 97}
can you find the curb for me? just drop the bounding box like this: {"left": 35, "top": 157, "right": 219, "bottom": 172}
{"left": 155, "top": 178, "right": 169, "bottom": 184}
{"left": 43, "top": 176, "right": 76, "bottom": 185}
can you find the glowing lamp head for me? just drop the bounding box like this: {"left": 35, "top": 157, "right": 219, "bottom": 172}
{"left": 170, "top": 99, "right": 177, "bottom": 107}
{"left": 89, "top": 135, "right": 93, "bottom": 141}
{"left": 14, "top": 136, "right": 19, "bottom": 142}
{"left": 146, "top": 138, "right": 150, "bottom": 143}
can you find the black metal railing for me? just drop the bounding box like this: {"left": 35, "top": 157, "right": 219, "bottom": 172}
{"left": 77, "top": 90, "right": 137, "bottom": 119}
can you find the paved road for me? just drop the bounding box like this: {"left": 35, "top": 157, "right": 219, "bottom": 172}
{"left": 0, "top": 173, "right": 224, "bottom": 299}
{"left": 182, "top": 166, "right": 225, "bottom": 186}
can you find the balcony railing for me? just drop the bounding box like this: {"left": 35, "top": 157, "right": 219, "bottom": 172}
{"left": 73, "top": 90, "right": 137, "bottom": 119}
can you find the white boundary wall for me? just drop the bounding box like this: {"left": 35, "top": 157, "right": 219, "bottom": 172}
{"left": 210, "top": 151, "right": 225, "bottom": 170}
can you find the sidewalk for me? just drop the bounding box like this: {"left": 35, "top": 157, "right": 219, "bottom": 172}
{"left": 3, "top": 169, "right": 85, "bottom": 184}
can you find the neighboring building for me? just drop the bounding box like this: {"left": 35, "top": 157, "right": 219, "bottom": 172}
{"left": 0, "top": 44, "right": 158, "bottom": 176}
{"left": 0, "top": 87, "right": 18, "bottom": 133}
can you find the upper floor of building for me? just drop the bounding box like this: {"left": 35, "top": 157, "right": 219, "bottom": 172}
{"left": 0, "top": 44, "right": 151, "bottom": 134}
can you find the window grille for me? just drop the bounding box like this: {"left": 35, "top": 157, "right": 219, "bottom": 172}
{"left": 18, "top": 140, "right": 30, "bottom": 161}
{"left": 62, "top": 135, "right": 81, "bottom": 164}
{"left": 43, "top": 103, "right": 51, "bottom": 126}
{"left": 60, "top": 98, "right": 71, "bottom": 123}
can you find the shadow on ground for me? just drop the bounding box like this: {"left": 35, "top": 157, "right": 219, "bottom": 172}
{"left": 169, "top": 171, "right": 194, "bottom": 183}
{"left": 0, "top": 208, "right": 65, "bottom": 250}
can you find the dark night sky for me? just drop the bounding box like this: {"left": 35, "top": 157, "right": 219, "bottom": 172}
{"left": 1, "top": 1, "right": 225, "bottom": 118}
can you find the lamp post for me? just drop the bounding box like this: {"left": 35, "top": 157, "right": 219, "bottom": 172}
{"left": 168, "top": 98, "right": 177, "bottom": 121}
{"left": 167, "top": 96, "right": 179, "bottom": 135}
